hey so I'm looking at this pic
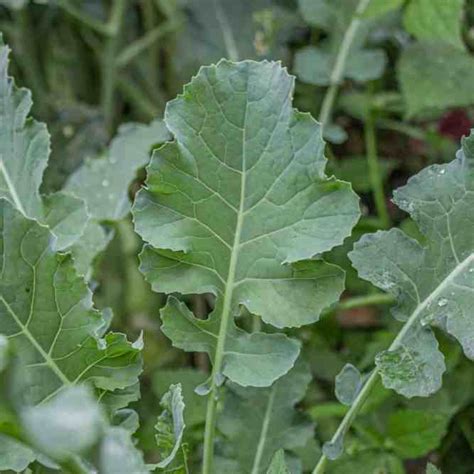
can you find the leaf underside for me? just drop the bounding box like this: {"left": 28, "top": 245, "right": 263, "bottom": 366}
{"left": 0, "top": 201, "right": 142, "bottom": 406}
{"left": 350, "top": 133, "right": 474, "bottom": 397}
{"left": 133, "top": 59, "right": 360, "bottom": 387}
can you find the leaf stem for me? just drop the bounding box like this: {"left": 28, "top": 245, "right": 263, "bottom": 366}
{"left": 101, "top": 0, "right": 128, "bottom": 136}
{"left": 313, "top": 254, "right": 474, "bottom": 473}
{"left": 365, "top": 102, "right": 390, "bottom": 229}
{"left": 318, "top": 0, "right": 372, "bottom": 127}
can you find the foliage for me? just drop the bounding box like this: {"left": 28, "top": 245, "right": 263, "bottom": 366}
{"left": 0, "top": 1, "right": 473, "bottom": 473}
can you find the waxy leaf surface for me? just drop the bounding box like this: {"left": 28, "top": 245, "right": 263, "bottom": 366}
{"left": 0, "top": 201, "right": 142, "bottom": 406}
{"left": 134, "top": 60, "right": 359, "bottom": 386}
{"left": 350, "top": 133, "right": 474, "bottom": 397}
{"left": 218, "top": 361, "right": 313, "bottom": 474}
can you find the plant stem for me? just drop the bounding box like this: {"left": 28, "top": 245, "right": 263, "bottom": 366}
{"left": 116, "top": 20, "right": 179, "bottom": 68}
{"left": 101, "top": 0, "right": 127, "bottom": 136}
{"left": 312, "top": 368, "right": 379, "bottom": 474}
{"left": 117, "top": 76, "right": 161, "bottom": 120}
{"left": 365, "top": 104, "right": 390, "bottom": 229}
{"left": 56, "top": 0, "right": 111, "bottom": 36}
{"left": 13, "top": 8, "right": 49, "bottom": 116}
{"left": 312, "top": 255, "right": 474, "bottom": 473}
{"left": 318, "top": 0, "right": 372, "bottom": 127}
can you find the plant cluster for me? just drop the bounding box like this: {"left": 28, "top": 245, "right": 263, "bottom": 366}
{"left": 0, "top": 1, "right": 473, "bottom": 474}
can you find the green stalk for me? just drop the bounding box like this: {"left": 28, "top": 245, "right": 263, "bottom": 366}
{"left": 116, "top": 20, "right": 179, "bottom": 68}
{"left": 13, "top": 8, "right": 49, "bottom": 116}
{"left": 312, "top": 254, "right": 474, "bottom": 473}
{"left": 101, "top": 0, "right": 128, "bottom": 136}
{"left": 365, "top": 104, "right": 390, "bottom": 229}
{"left": 318, "top": 0, "right": 372, "bottom": 127}
{"left": 56, "top": 0, "right": 111, "bottom": 35}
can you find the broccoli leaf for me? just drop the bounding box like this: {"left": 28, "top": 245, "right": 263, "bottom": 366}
{"left": 349, "top": 131, "right": 474, "bottom": 397}
{"left": 154, "top": 383, "right": 186, "bottom": 469}
{"left": 217, "top": 360, "right": 313, "bottom": 473}
{"left": 66, "top": 120, "right": 170, "bottom": 222}
{"left": 133, "top": 60, "right": 359, "bottom": 387}
{"left": 295, "top": 0, "right": 386, "bottom": 86}
{"left": 0, "top": 201, "right": 142, "bottom": 406}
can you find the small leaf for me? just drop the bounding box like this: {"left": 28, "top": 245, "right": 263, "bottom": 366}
{"left": 66, "top": 120, "right": 170, "bottom": 221}
{"left": 266, "top": 450, "right": 290, "bottom": 474}
{"left": 403, "top": 0, "right": 465, "bottom": 50}
{"left": 295, "top": 0, "right": 386, "bottom": 86}
{"left": 154, "top": 384, "right": 185, "bottom": 468}
{"left": 160, "top": 297, "right": 300, "bottom": 387}
{"left": 386, "top": 409, "right": 449, "bottom": 459}
{"left": 0, "top": 434, "right": 37, "bottom": 472}
{"left": 100, "top": 427, "right": 148, "bottom": 474}
{"left": 334, "top": 364, "right": 362, "bottom": 406}
{"left": 21, "top": 386, "right": 104, "bottom": 462}
{"left": 398, "top": 42, "right": 474, "bottom": 118}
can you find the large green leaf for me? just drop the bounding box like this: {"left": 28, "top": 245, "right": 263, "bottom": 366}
{"left": 398, "top": 42, "right": 474, "bottom": 118}
{"left": 133, "top": 60, "right": 360, "bottom": 386}
{"left": 0, "top": 201, "right": 142, "bottom": 406}
{"left": 295, "top": 0, "right": 386, "bottom": 86}
{"left": 349, "top": 132, "right": 474, "bottom": 397}
{"left": 217, "top": 361, "right": 314, "bottom": 474}
{"left": 0, "top": 38, "right": 89, "bottom": 251}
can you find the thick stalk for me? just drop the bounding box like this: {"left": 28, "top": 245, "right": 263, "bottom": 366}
{"left": 101, "top": 0, "right": 127, "bottom": 136}
{"left": 365, "top": 105, "right": 390, "bottom": 229}
{"left": 318, "top": 0, "right": 372, "bottom": 127}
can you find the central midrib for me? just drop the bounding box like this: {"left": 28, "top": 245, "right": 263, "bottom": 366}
{"left": 388, "top": 251, "right": 474, "bottom": 351}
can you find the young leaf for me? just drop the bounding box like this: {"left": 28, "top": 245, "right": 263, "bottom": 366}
{"left": 386, "top": 409, "right": 449, "bottom": 459}
{"left": 349, "top": 132, "right": 474, "bottom": 397}
{"left": 65, "top": 120, "right": 171, "bottom": 222}
{"left": 295, "top": 0, "right": 386, "bottom": 86}
{"left": 100, "top": 427, "right": 148, "bottom": 474}
{"left": 21, "top": 385, "right": 105, "bottom": 462}
{"left": 154, "top": 383, "right": 185, "bottom": 469}
{"left": 217, "top": 360, "right": 313, "bottom": 473}
{"left": 0, "top": 201, "right": 142, "bottom": 406}
{"left": 334, "top": 363, "right": 362, "bottom": 406}
{"left": 134, "top": 60, "right": 360, "bottom": 386}
{"left": 398, "top": 42, "right": 474, "bottom": 118}
{"left": 403, "top": 0, "right": 465, "bottom": 51}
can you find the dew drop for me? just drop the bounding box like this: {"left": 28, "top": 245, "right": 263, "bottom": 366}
{"left": 439, "top": 169, "right": 446, "bottom": 175}
{"left": 102, "top": 179, "right": 109, "bottom": 187}
{"left": 437, "top": 298, "right": 448, "bottom": 307}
